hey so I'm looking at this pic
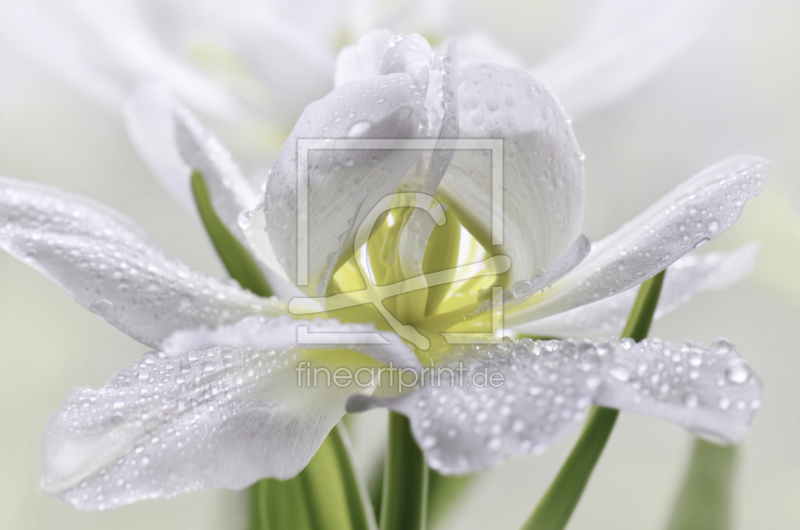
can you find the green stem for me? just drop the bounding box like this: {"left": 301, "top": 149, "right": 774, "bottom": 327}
{"left": 521, "top": 270, "right": 666, "bottom": 530}
{"left": 665, "top": 439, "right": 736, "bottom": 530}
{"left": 426, "top": 470, "right": 475, "bottom": 529}
{"left": 381, "top": 412, "right": 429, "bottom": 530}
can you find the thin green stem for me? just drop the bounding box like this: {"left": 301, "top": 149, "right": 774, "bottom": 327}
{"left": 521, "top": 270, "right": 666, "bottom": 530}
{"left": 381, "top": 412, "right": 429, "bottom": 530}
{"left": 190, "top": 170, "right": 272, "bottom": 297}
{"left": 666, "top": 439, "right": 736, "bottom": 530}
{"left": 621, "top": 270, "right": 666, "bottom": 342}
{"left": 521, "top": 407, "right": 619, "bottom": 530}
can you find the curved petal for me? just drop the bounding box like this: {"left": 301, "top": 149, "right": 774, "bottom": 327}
{"left": 380, "top": 34, "right": 433, "bottom": 77}
{"left": 124, "top": 83, "right": 297, "bottom": 300}
{"left": 264, "top": 70, "right": 430, "bottom": 297}
{"left": 125, "top": 82, "right": 257, "bottom": 220}
{"left": 0, "top": 176, "right": 283, "bottom": 348}
{"left": 500, "top": 234, "right": 591, "bottom": 310}
{"left": 334, "top": 29, "right": 394, "bottom": 88}
{"left": 438, "top": 62, "right": 584, "bottom": 287}
{"left": 398, "top": 40, "right": 460, "bottom": 277}
{"left": 532, "top": 0, "right": 723, "bottom": 116}
{"left": 348, "top": 337, "right": 761, "bottom": 474}
{"left": 505, "top": 156, "right": 768, "bottom": 326}
{"left": 41, "top": 315, "right": 398, "bottom": 510}
{"left": 124, "top": 83, "right": 199, "bottom": 214}
{"left": 515, "top": 244, "right": 759, "bottom": 336}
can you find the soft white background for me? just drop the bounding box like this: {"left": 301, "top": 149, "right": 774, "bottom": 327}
{"left": 0, "top": 0, "right": 798, "bottom": 528}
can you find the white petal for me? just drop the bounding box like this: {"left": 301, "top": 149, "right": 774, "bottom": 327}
{"left": 0, "top": 0, "right": 237, "bottom": 115}
{"left": 439, "top": 62, "right": 584, "bottom": 286}
{"left": 265, "top": 70, "right": 431, "bottom": 297}
{"left": 594, "top": 338, "right": 762, "bottom": 444}
{"left": 532, "top": 0, "right": 723, "bottom": 116}
{"left": 124, "top": 83, "right": 297, "bottom": 300}
{"left": 506, "top": 156, "right": 768, "bottom": 326}
{"left": 515, "top": 244, "right": 759, "bottom": 336}
{"left": 503, "top": 235, "right": 591, "bottom": 308}
{"left": 162, "top": 315, "right": 422, "bottom": 370}
{"left": 0, "top": 176, "right": 282, "bottom": 348}
{"left": 334, "top": 28, "right": 394, "bottom": 87}
{"left": 348, "top": 337, "right": 761, "bottom": 474}
{"left": 41, "top": 315, "right": 393, "bottom": 510}
{"left": 124, "top": 83, "right": 198, "bottom": 214}
{"left": 398, "top": 40, "right": 459, "bottom": 277}
{"left": 380, "top": 34, "right": 433, "bottom": 77}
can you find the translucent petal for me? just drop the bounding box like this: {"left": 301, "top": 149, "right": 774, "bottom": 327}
{"left": 438, "top": 62, "right": 584, "bottom": 287}
{"left": 264, "top": 70, "right": 430, "bottom": 297}
{"left": 124, "top": 83, "right": 199, "bottom": 215}
{"left": 348, "top": 337, "right": 761, "bottom": 474}
{"left": 532, "top": 0, "right": 723, "bottom": 116}
{"left": 41, "top": 316, "right": 391, "bottom": 510}
{"left": 0, "top": 176, "right": 282, "bottom": 348}
{"left": 124, "top": 83, "right": 297, "bottom": 300}
{"left": 506, "top": 156, "right": 768, "bottom": 327}
{"left": 515, "top": 244, "right": 759, "bottom": 336}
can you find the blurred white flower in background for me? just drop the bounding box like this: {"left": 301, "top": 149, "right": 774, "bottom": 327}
{"left": 0, "top": 0, "right": 725, "bottom": 179}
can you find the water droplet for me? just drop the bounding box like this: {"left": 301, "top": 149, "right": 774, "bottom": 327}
{"left": 237, "top": 208, "right": 256, "bottom": 230}
{"left": 512, "top": 281, "right": 531, "bottom": 297}
{"left": 725, "top": 363, "right": 750, "bottom": 384}
{"left": 421, "top": 435, "right": 438, "bottom": 449}
{"left": 89, "top": 299, "right": 116, "bottom": 319}
{"left": 712, "top": 339, "right": 733, "bottom": 355}
{"left": 608, "top": 365, "right": 631, "bottom": 382}
{"left": 348, "top": 121, "right": 372, "bottom": 137}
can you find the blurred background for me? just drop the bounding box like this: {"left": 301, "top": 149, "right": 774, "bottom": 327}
{"left": 0, "top": 0, "right": 798, "bottom": 528}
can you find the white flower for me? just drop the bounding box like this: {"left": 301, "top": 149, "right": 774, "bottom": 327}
{"left": 0, "top": 31, "right": 765, "bottom": 511}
